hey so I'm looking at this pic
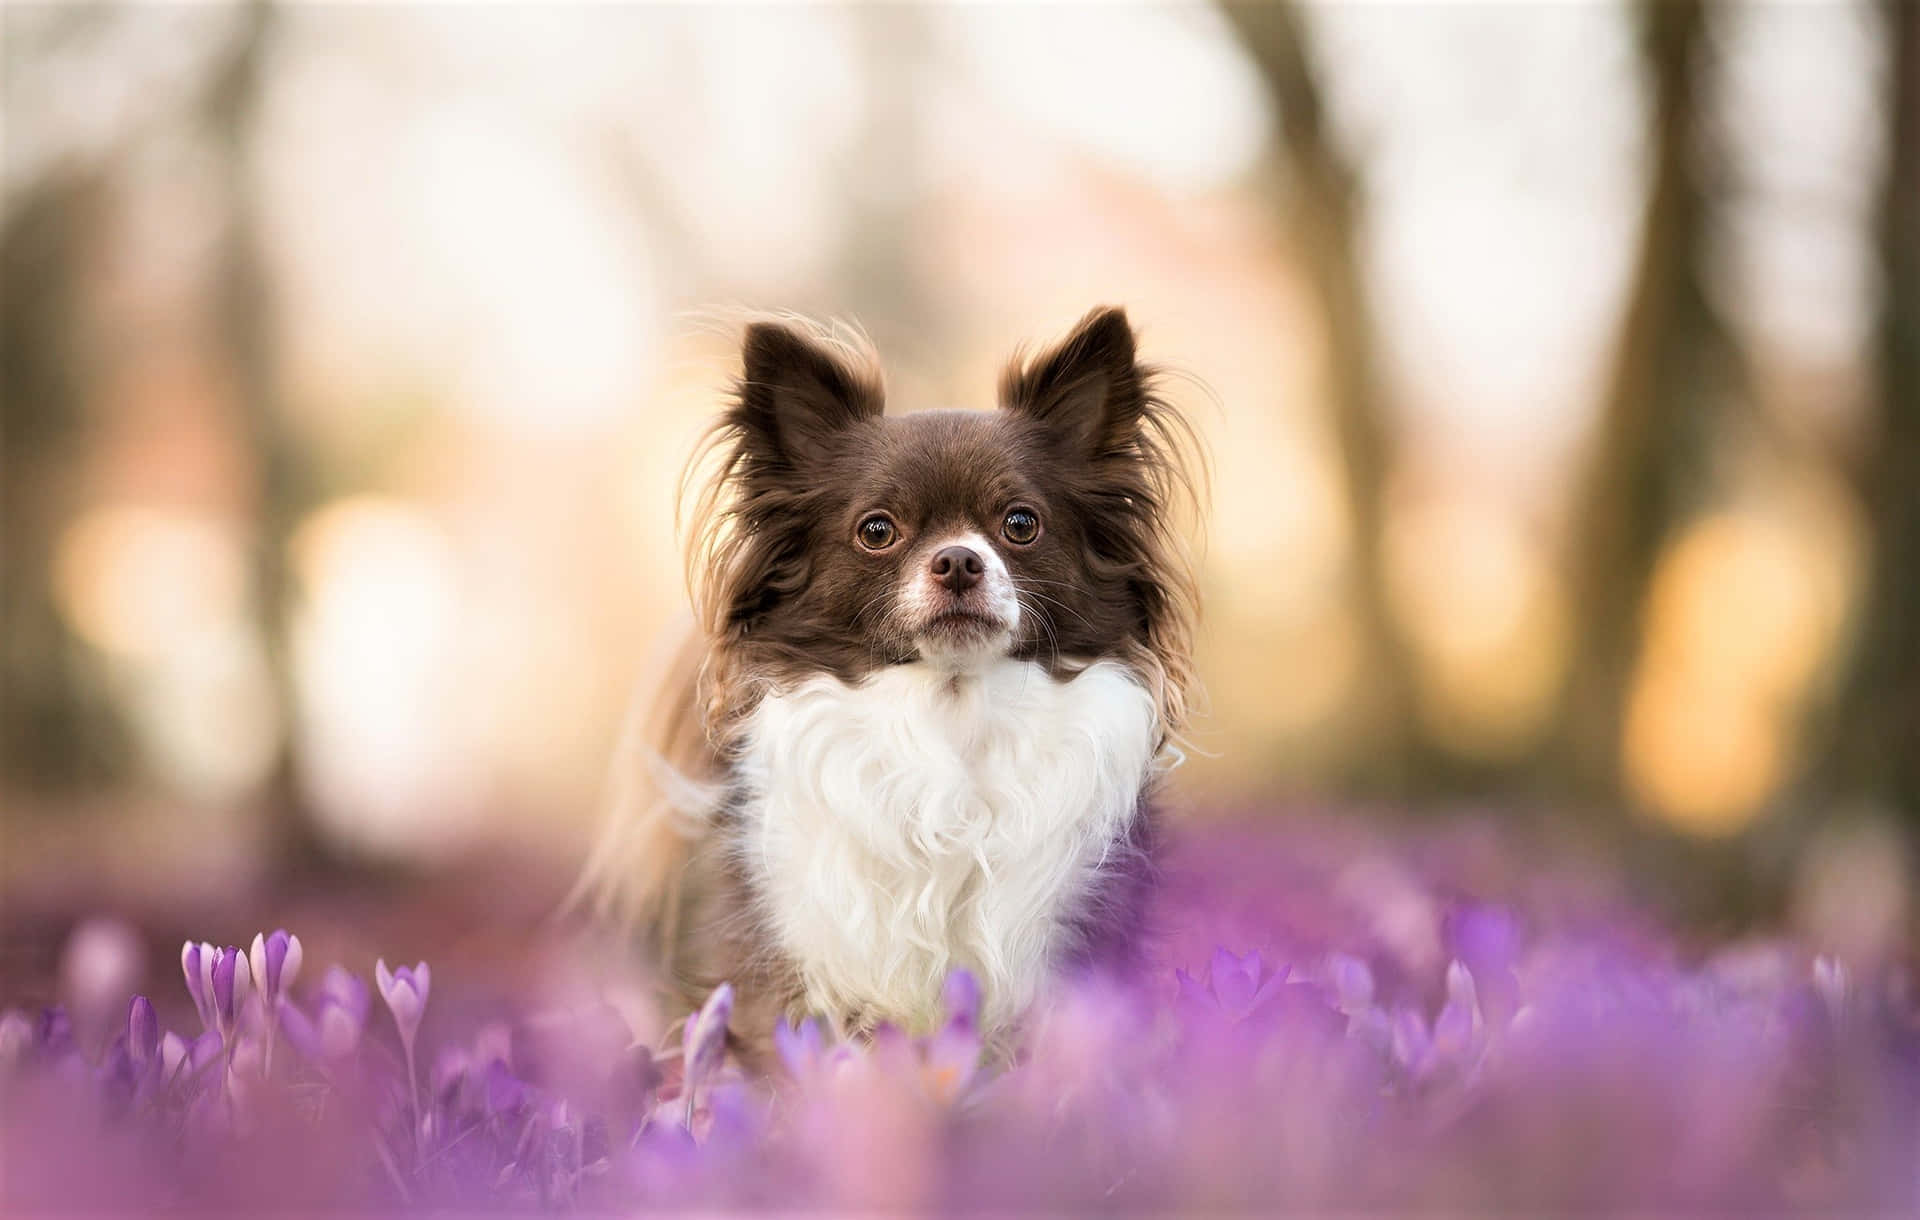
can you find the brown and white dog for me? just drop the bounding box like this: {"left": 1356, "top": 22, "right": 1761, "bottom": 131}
{"left": 575, "top": 306, "right": 1201, "bottom": 1051}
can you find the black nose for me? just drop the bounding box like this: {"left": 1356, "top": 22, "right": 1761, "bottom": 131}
{"left": 930, "top": 545, "right": 984, "bottom": 592}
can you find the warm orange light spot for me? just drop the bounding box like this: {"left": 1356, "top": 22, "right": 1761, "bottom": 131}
{"left": 923, "top": 1063, "right": 963, "bottom": 1105}
{"left": 1639, "top": 510, "right": 1832, "bottom": 702}
{"left": 1622, "top": 495, "right": 1859, "bottom": 837}
{"left": 1622, "top": 667, "right": 1786, "bottom": 836}
{"left": 1385, "top": 490, "right": 1568, "bottom": 759}
{"left": 51, "top": 505, "right": 276, "bottom": 798}
{"left": 54, "top": 505, "right": 246, "bottom": 659}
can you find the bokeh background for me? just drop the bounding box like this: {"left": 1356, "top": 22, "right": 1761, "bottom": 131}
{"left": 4, "top": 0, "right": 1915, "bottom": 985}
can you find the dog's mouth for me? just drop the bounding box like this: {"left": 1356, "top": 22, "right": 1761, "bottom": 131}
{"left": 921, "top": 609, "right": 1006, "bottom": 634}
{"left": 913, "top": 608, "right": 1011, "bottom": 655}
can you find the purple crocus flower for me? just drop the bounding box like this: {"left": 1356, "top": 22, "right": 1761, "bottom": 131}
{"left": 942, "top": 970, "right": 982, "bottom": 1030}
{"left": 1447, "top": 903, "right": 1522, "bottom": 974}
{"left": 209, "top": 946, "right": 251, "bottom": 1041}
{"left": 775, "top": 1018, "right": 829, "bottom": 1080}
{"left": 924, "top": 971, "right": 984, "bottom": 1104}
{"left": 181, "top": 941, "right": 218, "bottom": 1033}
{"left": 374, "top": 959, "right": 430, "bottom": 1056}
{"left": 1325, "top": 952, "right": 1376, "bottom": 1015}
{"left": 127, "top": 996, "right": 159, "bottom": 1065}
{"left": 316, "top": 965, "right": 371, "bottom": 1059}
{"left": 374, "top": 959, "right": 432, "bottom": 1154}
{"left": 20, "top": 821, "right": 1920, "bottom": 1213}
{"left": 681, "top": 983, "right": 733, "bottom": 1120}
{"left": 1423, "top": 960, "right": 1483, "bottom": 1078}
{"left": 248, "top": 930, "right": 301, "bottom": 1076}
{"left": 279, "top": 967, "right": 371, "bottom": 1067}
{"left": 249, "top": 930, "right": 303, "bottom": 1007}
{"left": 1447, "top": 904, "right": 1522, "bottom": 1025}
{"left": 1178, "top": 948, "right": 1293, "bottom": 1025}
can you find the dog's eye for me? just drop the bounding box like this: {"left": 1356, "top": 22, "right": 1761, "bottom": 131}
{"left": 1002, "top": 508, "right": 1040, "bottom": 545}
{"left": 856, "top": 514, "right": 898, "bottom": 551}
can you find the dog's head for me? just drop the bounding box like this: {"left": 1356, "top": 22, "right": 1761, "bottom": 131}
{"left": 687, "top": 307, "right": 1200, "bottom": 735}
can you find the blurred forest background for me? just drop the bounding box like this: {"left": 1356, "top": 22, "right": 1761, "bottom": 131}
{"left": 3, "top": 1, "right": 1915, "bottom": 967}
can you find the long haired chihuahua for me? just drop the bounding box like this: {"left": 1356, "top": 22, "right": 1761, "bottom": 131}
{"left": 576, "top": 306, "right": 1201, "bottom": 1050}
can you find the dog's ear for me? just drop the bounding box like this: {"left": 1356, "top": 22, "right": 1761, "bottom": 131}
{"left": 1001, "top": 306, "right": 1147, "bottom": 460}
{"left": 735, "top": 321, "right": 883, "bottom": 468}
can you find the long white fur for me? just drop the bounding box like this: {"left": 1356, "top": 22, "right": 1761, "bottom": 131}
{"left": 733, "top": 656, "right": 1158, "bottom": 1033}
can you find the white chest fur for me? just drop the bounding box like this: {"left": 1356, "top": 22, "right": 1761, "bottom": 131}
{"left": 733, "top": 658, "right": 1158, "bottom": 1032}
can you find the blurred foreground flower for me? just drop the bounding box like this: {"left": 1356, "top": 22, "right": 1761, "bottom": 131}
{"left": 680, "top": 981, "right": 731, "bottom": 1125}
{"left": 2, "top": 825, "right": 1915, "bottom": 1213}
{"left": 280, "top": 965, "right": 372, "bottom": 1064}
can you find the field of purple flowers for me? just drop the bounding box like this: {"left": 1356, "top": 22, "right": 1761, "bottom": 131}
{"left": 4, "top": 820, "right": 1916, "bottom": 1213}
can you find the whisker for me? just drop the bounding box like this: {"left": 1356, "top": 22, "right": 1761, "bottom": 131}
{"left": 1015, "top": 591, "right": 1062, "bottom": 668}
{"left": 1011, "top": 579, "right": 1096, "bottom": 632}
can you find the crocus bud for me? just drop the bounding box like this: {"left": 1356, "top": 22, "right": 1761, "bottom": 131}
{"left": 181, "top": 942, "right": 218, "bottom": 1033}
{"left": 682, "top": 982, "right": 734, "bottom": 1097}
{"left": 210, "top": 947, "right": 252, "bottom": 1041}
{"left": 1428, "top": 961, "right": 1480, "bottom": 1071}
{"left": 374, "top": 960, "right": 431, "bottom": 1055}
{"left": 320, "top": 966, "right": 370, "bottom": 1020}
{"left": 249, "top": 931, "right": 303, "bottom": 1006}
{"left": 942, "top": 970, "right": 981, "bottom": 1031}
{"left": 774, "top": 1018, "right": 826, "bottom": 1080}
{"left": 317, "top": 967, "right": 371, "bottom": 1060}
{"left": 927, "top": 975, "right": 984, "bottom": 1105}
{"left": 127, "top": 996, "right": 160, "bottom": 1065}
{"left": 277, "top": 966, "right": 371, "bottom": 1068}
{"left": 1326, "top": 952, "right": 1375, "bottom": 1015}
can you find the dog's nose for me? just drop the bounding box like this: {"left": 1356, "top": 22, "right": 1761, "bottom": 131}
{"left": 930, "top": 545, "right": 984, "bottom": 592}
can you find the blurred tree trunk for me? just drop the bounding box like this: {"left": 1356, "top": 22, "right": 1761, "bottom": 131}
{"left": 1826, "top": 0, "right": 1920, "bottom": 818}
{"left": 0, "top": 173, "right": 131, "bottom": 788}
{"left": 1548, "top": 0, "right": 1740, "bottom": 801}
{"left": 1220, "top": 1, "right": 1431, "bottom": 793}
{"left": 204, "top": 0, "right": 333, "bottom": 876}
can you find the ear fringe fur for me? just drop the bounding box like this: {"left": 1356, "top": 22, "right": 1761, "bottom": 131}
{"left": 677, "top": 314, "right": 887, "bottom": 742}
{"left": 999, "top": 307, "right": 1209, "bottom": 750}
